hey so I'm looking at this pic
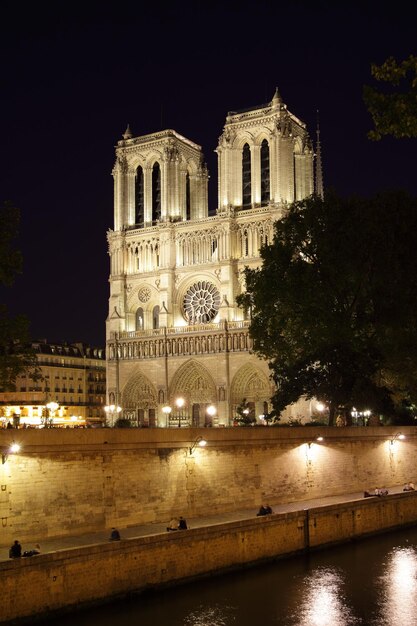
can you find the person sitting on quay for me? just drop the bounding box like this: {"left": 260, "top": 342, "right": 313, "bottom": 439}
{"left": 9, "top": 540, "right": 22, "bottom": 558}
{"left": 178, "top": 516, "right": 188, "bottom": 530}
{"left": 403, "top": 482, "right": 415, "bottom": 491}
{"left": 23, "top": 543, "right": 41, "bottom": 557}
{"left": 257, "top": 504, "right": 273, "bottom": 516}
{"left": 375, "top": 487, "right": 389, "bottom": 496}
{"left": 109, "top": 528, "right": 121, "bottom": 541}
{"left": 167, "top": 517, "right": 180, "bottom": 531}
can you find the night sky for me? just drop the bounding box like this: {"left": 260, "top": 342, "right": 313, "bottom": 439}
{"left": 1, "top": 1, "right": 416, "bottom": 348}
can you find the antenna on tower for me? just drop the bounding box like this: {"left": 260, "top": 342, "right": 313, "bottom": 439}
{"left": 315, "top": 110, "right": 324, "bottom": 199}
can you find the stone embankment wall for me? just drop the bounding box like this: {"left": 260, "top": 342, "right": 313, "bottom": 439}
{"left": 0, "top": 426, "right": 416, "bottom": 546}
{"left": 2, "top": 492, "right": 417, "bottom": 625}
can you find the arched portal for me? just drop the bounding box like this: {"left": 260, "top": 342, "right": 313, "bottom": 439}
{"left": 230, "top": 363, "right": 271, "bottom": 422}
{"left": 121, "top": 370, "right": 158, "bottom": 427}
{"left": 169, "top": 359, "right": 217, "bottom": 427}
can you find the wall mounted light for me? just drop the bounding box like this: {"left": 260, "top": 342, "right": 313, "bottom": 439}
{"left": 307, "top": 435, "right": 324, "bottom": 448}
{"left": 2, "top": 442, "right": 21, "bottom": 464}
{"left": 189, "top": 436, "right": 207, "bottom": 455}
{"left": 390, "top": 432, "right": 405, "bottom": 446}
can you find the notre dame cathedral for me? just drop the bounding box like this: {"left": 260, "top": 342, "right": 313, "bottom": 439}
{"left": 106, "top": 89, "right": 321, "bottom": 427}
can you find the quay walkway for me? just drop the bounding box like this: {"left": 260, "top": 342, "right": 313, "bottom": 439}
{"left": 0, "top": 484, "right": 407, "bottom": 561}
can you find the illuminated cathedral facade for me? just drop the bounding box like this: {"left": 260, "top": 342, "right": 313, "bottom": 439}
{"left": 106, "top": 89, "right": 320, "bottom": 427}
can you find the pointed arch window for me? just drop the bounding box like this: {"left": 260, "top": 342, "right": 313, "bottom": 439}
{"left": 260, "top": 139, "right": 270, "bottom": 205}
{"left": 152, "top": 163, "right": 161, "bottom": 223}
{"left": 242, "top": 143, "right": 251, "bottom": 208}
{"left": 186, "top": 173, "right": 191, "bottom": 221}
{"left": 136, "top": 308, "right": 144, "bottom": 331}
{"left": 135, "top": 166, "right": 144, "bottom": 226}
{"left": 153, "top": 305, "right": 160, "bottom": 329}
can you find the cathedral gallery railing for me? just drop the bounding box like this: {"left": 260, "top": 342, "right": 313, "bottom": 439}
{"left": 107, "top": 320, "right": 252, "bottom": 360}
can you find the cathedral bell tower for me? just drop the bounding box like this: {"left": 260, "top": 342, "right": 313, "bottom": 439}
{"left": 106, "top": 91, "right": 317, "bottom": 428}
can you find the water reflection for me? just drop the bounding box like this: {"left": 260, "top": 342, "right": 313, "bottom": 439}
{"left": 184, "top": 603, "right": 236, "bottom": 625}
{"left": 373, "top": 545, "right": 417, "bottom": 626}
{"left": 293, "top": 567, "right": 358, "bottom": 626}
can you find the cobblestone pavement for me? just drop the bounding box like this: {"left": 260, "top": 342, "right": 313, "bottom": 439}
{"left": 0, "top": 485, "right": 406, "bottom": 562}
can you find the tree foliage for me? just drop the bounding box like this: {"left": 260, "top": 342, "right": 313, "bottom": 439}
{"left": 237, "top": 191, "right": 417, "bottom": 424}
{"left": 363, "top": 55, "right": 417, "bottom": 140}
{"left": 234, "top": 398, "right": 256, "bottom": 426}
{"left": 0, "top": 201, "right": 40, "bottom": 391}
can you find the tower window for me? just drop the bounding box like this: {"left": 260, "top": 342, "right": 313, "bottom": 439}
{"left": 135, "top": 166, "right": 144, "bottom": 226}
{"left": 186, "top": 173, "right": 191, "bottom": 221}
{"left": 260, "top": 139, "right": 270, "bottom": 205}
{"left": 242, "top": 143, "right": 251, "bottom": 207}
{"left": 152, "top": 163, "right": 161, "bottom": 223}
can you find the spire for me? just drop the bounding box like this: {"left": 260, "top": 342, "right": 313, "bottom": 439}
{"left": 315, "top": 111, "right": 324, "bottom": 199}
{"left": 122, "top": 124, "right": 132, "bottom": 140}
{"left": 271, "top": 87, "right": 283, "bottom": 107}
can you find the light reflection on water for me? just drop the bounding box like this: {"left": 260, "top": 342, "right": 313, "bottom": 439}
{"left": 40, "top": 527, "right": 417, "bottom": 626}
{"left": 371, "top": 546, "right": 417, "bottom": 626}
{"left": 292, "top": 567, "right": 359, "bottom": 626}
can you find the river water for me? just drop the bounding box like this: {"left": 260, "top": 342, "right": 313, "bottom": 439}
{"left": 42, "top": 526, "right": 417, "bottom": 626}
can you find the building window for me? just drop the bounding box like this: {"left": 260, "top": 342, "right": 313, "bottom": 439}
{"left": 260, "top": 139, "right": 270, "bottom": 204}
{"left": 152, "top": 162, "right": 161, "bottom": 223}
{"left": 136, "top": 307, "right": 144, "bottom": 331}
{"left": 135, "top": 165, "right": 144, "bottom": 226}
{"left": 153, "top": 305, "right": 160, "bottom": 329}
{"left": 186, "top": 173, "right": 191, "bottom": 220}
{"left": 242, "top": 143, "right": 251, "bottom": 207}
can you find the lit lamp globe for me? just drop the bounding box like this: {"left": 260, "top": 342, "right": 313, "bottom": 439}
{"left": 162, "top": 405, "right": 172, "bottom": 426}
{"left": 206, "top": 405, "right": 216, "bottom": 417}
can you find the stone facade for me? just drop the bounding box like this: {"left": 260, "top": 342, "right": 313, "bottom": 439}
{"left": 106, "top": 90, "right": 315, "bottom": 427}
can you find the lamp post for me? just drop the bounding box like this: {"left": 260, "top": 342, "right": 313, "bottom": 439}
{"left": 104, "top": 404, "right": 122, "bottom": 428}
{"left": 175, "top": 397, "right": 185, "bottom": 428}
{"left": 162, "top": 405, "right": 172, "bottom": 428}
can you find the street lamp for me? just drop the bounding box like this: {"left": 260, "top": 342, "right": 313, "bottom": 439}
{"left": 175, "top": 397, "right": 185, "bottom": 428}
{"left": 104, "top": 404, "right": 122, "bottom": 427}
{"left": 162, "top": 405, "right": 172, "bottom": 427}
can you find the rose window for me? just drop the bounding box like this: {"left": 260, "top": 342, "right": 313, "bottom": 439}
{"left": 138, "top": 287, "right": 151, "bottom": 303}
{"left": 183, "top": 281, "right": 221, "bottom": 324}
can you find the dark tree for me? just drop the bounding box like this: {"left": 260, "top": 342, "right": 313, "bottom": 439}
{"left": 234, "top": 398, "right": 256, "bottom": 426}
{"left": 363, "top": 55, "right": 417, "bottom": 140}
{"left": 0, "top": 201, "right": 40, "bottom": 391}
{"left": 237, "top": 191, "right": 417, "bottom": 425}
